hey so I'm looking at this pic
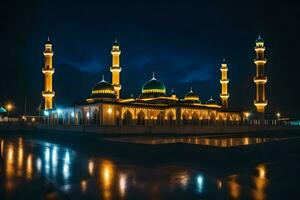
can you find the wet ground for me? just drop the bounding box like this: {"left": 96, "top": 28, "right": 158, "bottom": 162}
{"left": 0, "top": 133, "right": 300, "bottom": 199}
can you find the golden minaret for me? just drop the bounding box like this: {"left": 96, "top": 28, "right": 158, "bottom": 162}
{"left": 220, "top": 58, "right": 229, "bottom": 109}
{"left": 110, "top": 39, "right": 122, "bottom": 99}
{"left": 42, "top": 37, "right": 55, "bottom": 110}
{"left": 254, "top": 36, "right": 268, "bottom": 113}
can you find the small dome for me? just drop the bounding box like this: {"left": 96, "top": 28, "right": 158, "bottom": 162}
{"left": 256, "top": 36, "right": 264, "bottom": 44}
{"left": 206, "top": 97, "right": 218, "bottom": 105}
{"left": 113, "top": 38, "right": 120, "bottom": 46}
{"left": 46, "top": 36, "right": 52, "bottom": 44}
{"left": 0, "top": 106, "right": 6, "bottom": 113}
{"left": 184, "top": 87, "right": 200, "bottom": 103}
{"left": 141, "top": 74, "right": 166, "bottom": 98}
{"left": 90, "top": 76, "right": 116, "bottom": 99}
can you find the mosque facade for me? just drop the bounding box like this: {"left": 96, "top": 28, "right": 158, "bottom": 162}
{"left": 43, "top": 38, "right": 269, "bottom": 126}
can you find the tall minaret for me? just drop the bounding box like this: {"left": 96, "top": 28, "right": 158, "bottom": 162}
{"left": 42, "top": 37, "right": 55, "bottom": 110}
{"left": 110, "top": 39, "right": 122, "bottom": 99}
{"left": 220, "top": 58, "right": 229, "bottom": 109}
{"left": 254, "top": 36, "right": 267, "bottom": 113}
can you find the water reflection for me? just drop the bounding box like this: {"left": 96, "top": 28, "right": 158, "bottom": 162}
{"left": 0, "top": 137, "right": 275, "bottom": 199}
{"left": 196, "top": 174, "right": 204, "bottom": 193}
{"left": 228, "top": 175, "right": 241, "bottom": 199}
{"left": 106, "top": 136, "right": 282, "bottom": 147}
{"left": 100, "top": 160, "right": 114, "bottom": 200}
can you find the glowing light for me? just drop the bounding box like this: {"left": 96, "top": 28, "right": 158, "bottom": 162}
{"left": 196, "top": 174, "right": 204, "bottom": 193}
{"left": 119, "top": 173, "right": 127, "bottom": 198}
{"left": 32, "top": 118, "right": 35, "bottom": 122}
{"left": 86, "top": 112, "right": 90, "bottom": 118}
{"left": 217, "top": 180, "right": 222, "bottom": 189}
{"left": 57, "top": 109, "right": 62, "bottom": 115}
{"left": 64, "top": 150, "right": 70, "bottom": 164}
{"left": 276, "top": 112, "right": 281, "bottom": 118}
{"left": 100, "top": 160, "right": 114, "bottom": 200}
{"left": 26, "top": 154, "right": 33, "bottom": 179}
{"left": 108, "top": 108, "right": 112, "bottom": 114}
{"left": 44, "top": 111, "right": 49, "bottom": 116}
{"left": 71, "top": 112, "right": 75, "bottom": 117}
{"left": 88, "top": 160, "right": 94, "bottom": 176}
{"left": 36, "top": 158, "right": 42, "bottom": 172}
{"left": 81, "top": 180, "right": 88, "bottom": 193}
{"left": 6, "top": 103, "right": 13, "bottom": 111}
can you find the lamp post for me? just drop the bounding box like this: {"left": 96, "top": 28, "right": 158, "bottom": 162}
{"left": 276, "top": 112, "right": 281, "bottom": 125}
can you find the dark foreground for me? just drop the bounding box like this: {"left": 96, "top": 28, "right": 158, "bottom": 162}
{"left": 0, "top": 130, "right": 300, "bottom": 199}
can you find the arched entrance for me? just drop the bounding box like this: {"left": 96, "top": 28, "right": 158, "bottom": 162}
{"left": 137, "top": 111, "right": 145, "bottom": 125}
{"left": 123, "top": 110, "right": 132, "bottom": 125}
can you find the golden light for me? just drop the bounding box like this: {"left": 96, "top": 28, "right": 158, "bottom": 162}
{"left": 245, "top": 112, "right": 250, "bottom": 118}
{"left": 6, "top": 103, "right": 13, "bottom": 111}
{"left": 276, "top": 112, "right": 281, "bottom": 118}
{"left": 88, "top": 160, "right": 94, "bottom": 176}
{"left": 81, "top": 180, "right": 88, "bottom": 193}
{"left": 107, "top": 108, "right": 112, "bottom": 114}
{"left": 32, "top": 118, "right": 35, "bottom": 122}
{"left": 119, "top": 173, "right": 127, "bottom": 198}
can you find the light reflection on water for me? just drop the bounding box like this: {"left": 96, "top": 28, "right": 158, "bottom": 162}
{"left": 0, "top": 137, "right": 272, "bottom": 199}
{"left": 105, "top": 136, "right": 282, "bottom": 147}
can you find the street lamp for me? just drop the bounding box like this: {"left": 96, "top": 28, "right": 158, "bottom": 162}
{"left": 276, "top": 112, "right": 281, "bottom": 119}
{"left": 5, "top": 103, "right": 13, "bottom": 122}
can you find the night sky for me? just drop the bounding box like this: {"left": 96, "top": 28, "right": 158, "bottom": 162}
{"left": 1, "top": 1, "right": 300, "bottom": 118}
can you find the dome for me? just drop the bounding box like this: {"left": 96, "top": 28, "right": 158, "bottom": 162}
{"left": 113, "top": 38, "right": 120, "bottom": 46}
{"left": 0, "top": 106, "right": 6, "bottom": 113}
{"left": 141, "top": 74, "right": 166, "bottom": 98}
{"left": 206, "top": 97, "right": 218, "bottom": 105}
{"left": 90, "top": 76, "right": 116, "bottom": 99}
{"left": 184, "top": 87, "right": 200, "bottom": 103}
{"left": 256, "top": 36, "right": 264, "bottom": 44}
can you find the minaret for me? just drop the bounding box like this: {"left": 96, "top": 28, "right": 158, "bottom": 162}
{"left": 220, "top": 58, "right": 229, "bottom": 109}
{"left": 110, "top": 39, "right": 122, "bottom": 99}
{"left": 254, "top": 36, "right": 267, "bottom": 113}
{"left": 42, "top": 37, "right": 55, "bottom": 110}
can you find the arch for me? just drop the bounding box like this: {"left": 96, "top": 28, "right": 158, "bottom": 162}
{"left": 182, "top": 111, "right": 189, "bottom": 125}
{"left": 77, "top": 111, "right": 82, "bottom": 125}
{"left": 191, "top": 112, "right": 199, "bottom": 125}
{"left": 123, "top": 110, "right": 133, "bottom": 125}
{"left": 209, "top": 112, "right": 216, "bottom": 124}
{"left": 156, "top": 111, "right": 165, "bottom": 125}
{"left": 63, "top": 112, "right": 69, "bottom": 125}
{"left": 226, "top": 115, "right": 231, "bottom": 125}
{"left": 92, "top": 109, "right": 99, "bottom": 125}
{"left": 167, "top": 111, "right": 175, "bottom": 125}
{"left": 137, "top": 110, "right": 146, "bottom": 125}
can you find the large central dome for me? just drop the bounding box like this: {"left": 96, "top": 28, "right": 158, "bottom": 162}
{"left": 140, "top": 74, "right": 166, "bottom": 98}
{"left": 89, "top": 76, "right": 116, "bottom": 99}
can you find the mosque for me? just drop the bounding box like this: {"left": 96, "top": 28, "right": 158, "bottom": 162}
{"left": 42, "top": 37, "right": 268, "bottom": 126}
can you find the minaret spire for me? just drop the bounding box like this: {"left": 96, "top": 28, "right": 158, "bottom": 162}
{"left": 254, "top": 35, "right": 268, "bottom": 113}
{"left": 220, "top": 58, "right": 229, "bottom": 109}
{"left": 42, "top": 37, "right": 55, "bottom": 110}
{"left": 110, "top": 39, "right": 122, "bottom": 99}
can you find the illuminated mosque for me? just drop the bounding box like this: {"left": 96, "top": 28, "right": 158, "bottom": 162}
{"left": 42, "top": 37, "right": 268, "bottom": 126}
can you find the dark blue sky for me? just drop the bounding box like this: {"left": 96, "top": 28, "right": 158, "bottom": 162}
{"left": 1, "top": 1, "right": 300, "bottom": 118}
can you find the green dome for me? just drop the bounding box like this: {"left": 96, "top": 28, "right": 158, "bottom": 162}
{"left": 184, "top": 87, "right": 200, "bottom": 103}
{"left": 256, "top": 36, "right": 264, "bottom": 44}
{"left": 0, "top": 107, "right": 6, "bottom": 113}
{"left": 140, "top": 74, "right": 166, "bottom": 98}
{"left": 90, "top": 77, "right": 116, "bottom": 99}
{"left": 142, "top": 76, "right": 166, "bottom": 94}
{"left": 206, "top": 97, "right": 218, "bottom": 105}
